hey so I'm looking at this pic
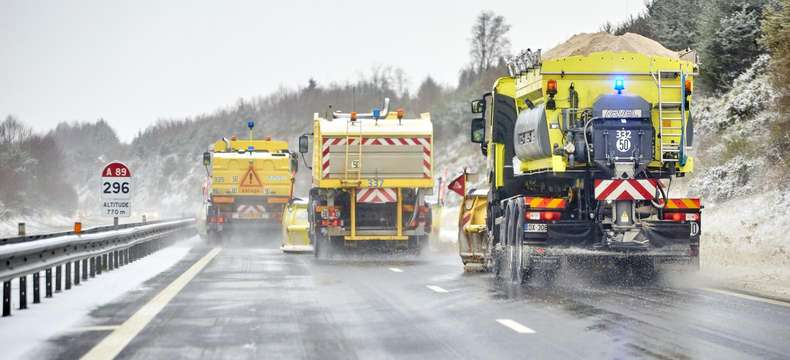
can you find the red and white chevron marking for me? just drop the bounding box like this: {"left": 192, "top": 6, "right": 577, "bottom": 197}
{"left": 321, "top": 137, "right": 432, "bottom": 178}
{"left": 356, "top": 188, "right": 397, "bottom": 203}
{"left": 233, "top": 205, "right": 267, "bottom": 219}
{"left": 594, "top": 179, "right": 659, "bottom": 201}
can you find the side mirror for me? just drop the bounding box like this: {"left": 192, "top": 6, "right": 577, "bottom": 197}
{"left": 298, "top": 135, "right": 309, "bottom": 154}
{"left": 470, "top": 117, "right": 485, "bottom": 144}
{"left": 470, "top": 99, "right": 485, "bottom": 114}
{"left": 202, "top": 152, "right": 211, "bottom": 166}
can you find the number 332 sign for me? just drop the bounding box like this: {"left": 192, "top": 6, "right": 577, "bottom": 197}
{"left": 101, "top": 161, "right": 133, "bottom": 217}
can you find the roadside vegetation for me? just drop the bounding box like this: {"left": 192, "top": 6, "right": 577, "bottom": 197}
{"left": 2, "top": 0, "right": 789, "bottom": 218}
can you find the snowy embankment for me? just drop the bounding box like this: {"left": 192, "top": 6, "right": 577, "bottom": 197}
{"left": 700, "top": 192, "right": 790, "bottom": 298}
{"left": 689, "top": 55, "right": 790, "bottom": 299}
{"left": 0, "top": 236, "right": 197, "bottom": 360}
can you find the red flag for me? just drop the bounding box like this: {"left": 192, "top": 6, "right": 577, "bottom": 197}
{"left": 448, "top": 171, "right": 466, "bottom": 197}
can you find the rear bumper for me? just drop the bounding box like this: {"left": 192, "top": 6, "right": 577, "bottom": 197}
{"left": 522, "top": 220, "right": 699, "bottom": 270}
{"left": 527, "top": 220, "right": 698, "bottom": 250}
{"left": 208, "top": 220, "right": 280, "bottom": 232}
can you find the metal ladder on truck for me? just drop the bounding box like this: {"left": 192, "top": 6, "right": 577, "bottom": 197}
{"left": 654, "top": 67, "right": 688, "bottom": 166}
{"left": 343, "top": 118, "right": 364, "bottom": 181}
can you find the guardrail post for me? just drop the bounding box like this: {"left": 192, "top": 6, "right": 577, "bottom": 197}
{"left": 65, "top": 262, "right": 72, "bottom": 290}
{"left": 3, "top": 281, "right": 10, "bottom": 316}
{"left": 82, "top": 259, "right": 88, "bottom": 280}
{"left": 18, "top": 222, "right": 25, "bottom": 236}
{"left": 45, "top": 269, "right": 52, "bottom": 298}
{"left": 33, "top": 273, "right": 40, "bottom": 304}
{"left": 55, "top": 265, "right": 62, "bottom": 292}
{"left": 74, "top": 261, "right": 80, "bottom": 285}
{"left": 19, "top": 276, "right": 27, "bottom": 309}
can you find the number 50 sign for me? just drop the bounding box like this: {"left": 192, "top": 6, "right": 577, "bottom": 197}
{"left": 101, "top": 161, "right": 133, "bottom": 217}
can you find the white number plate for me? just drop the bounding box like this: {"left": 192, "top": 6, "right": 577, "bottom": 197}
{"left": 525, "top": 223, "right": 547, "bottom": 233}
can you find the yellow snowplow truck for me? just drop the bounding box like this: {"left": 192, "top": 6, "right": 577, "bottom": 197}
{"left": 202, "top": 121, "right": 297, "bottom": 243}
{"left": 298, "top": 98, "right": 435, "bottom": 257}
{"left": 469, "top": 34, "right": 702, "bottom": 282}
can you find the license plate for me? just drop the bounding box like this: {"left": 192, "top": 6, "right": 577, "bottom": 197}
{"left": 525, "top": 223, "right": 547, "bottom": 233}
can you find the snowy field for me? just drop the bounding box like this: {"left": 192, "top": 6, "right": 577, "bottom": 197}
{"left": 0, "top": 236, "right": 197, "bottom": 360}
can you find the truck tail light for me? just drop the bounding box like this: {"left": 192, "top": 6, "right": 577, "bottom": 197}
{"left": 526, "top": 211, "right": 561, "bottom": 221}
{"left": 663, "top": 212, "right": 700, "bottom": 222}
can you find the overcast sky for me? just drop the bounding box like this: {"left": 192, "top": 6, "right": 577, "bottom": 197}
{"left": 1, "top": 0, "right": 647, "bottom": 142}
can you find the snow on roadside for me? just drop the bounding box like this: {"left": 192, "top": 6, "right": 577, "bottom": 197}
{"left": 699, "top": 191, "right": 790, "bottom": 299}
{"left": 0, "top": 236, "right": 198, "bottom": 360}
{"left": 0, "top": 212, "right": 76, "bottom": 238}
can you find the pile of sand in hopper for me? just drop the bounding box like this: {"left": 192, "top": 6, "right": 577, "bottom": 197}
{"left": 542, "top": 32, "right": 679, "bottom": 61}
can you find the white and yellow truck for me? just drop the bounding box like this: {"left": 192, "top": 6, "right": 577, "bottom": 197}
{"left": 298, "top": 99, "right": 435, "bottom": 257}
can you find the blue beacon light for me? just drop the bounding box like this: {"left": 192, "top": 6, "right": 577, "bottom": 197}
{"left": 614, "top": 78, "right": 625, "bottom": 94}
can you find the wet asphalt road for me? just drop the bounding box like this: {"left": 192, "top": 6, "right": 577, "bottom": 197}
{"left": 40, "top": 239, "right": 790, "bottom": 360}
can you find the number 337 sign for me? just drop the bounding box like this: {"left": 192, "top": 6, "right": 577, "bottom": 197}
{"left": 101, "top": 162, "right": 133, "bottom": 217}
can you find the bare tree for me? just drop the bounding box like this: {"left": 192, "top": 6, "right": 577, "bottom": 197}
{"left": 469, "top": 11, "right": 511, "bottom": 74}
{"left": 0, "top": 115, "right": 32, "bottom": 145}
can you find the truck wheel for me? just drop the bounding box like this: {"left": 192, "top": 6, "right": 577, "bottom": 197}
{"left": 493, "top": 246, "right": 504, "bottom": 279}
{"left": 542, "top": 270, "right": 558, "bottom": 285}
{"left": 314, "top": 234, "right": 329, "bottom": 259}
{"left": 513, "top": 200, "right": 528, "bottom": 284}
{"left": 500, "top": 200, "right": 514, "bottom": 282}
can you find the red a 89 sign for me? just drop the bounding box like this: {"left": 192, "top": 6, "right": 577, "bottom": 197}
{"left": 101, "top": 162, "right": 133, "bottom": 200}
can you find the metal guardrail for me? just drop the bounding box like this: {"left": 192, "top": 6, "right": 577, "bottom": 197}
{"left": 0, "top": 218, "right": 196, "bottom": 317}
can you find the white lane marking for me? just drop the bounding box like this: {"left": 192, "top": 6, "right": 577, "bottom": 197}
{"left": 70, "top": 325, "right": 121, "bottom": 332}
{"left": 702, "top": 288, "right": 790, "bottom": 308}
{"left": 389, "top": 267, "right": 403, "bottom": 273}
{"left": 496, "top": 319, "right": 536, "bottom": 334}
{"left": 81, "top": 247, "right": 222, "bottom": 360}
{"left": 426, "top": 285, "right": 449, "bottom": 293}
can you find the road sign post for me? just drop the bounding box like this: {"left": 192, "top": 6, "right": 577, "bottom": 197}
{"left": 101, "top": 162, "right": 133, "bottom": 219}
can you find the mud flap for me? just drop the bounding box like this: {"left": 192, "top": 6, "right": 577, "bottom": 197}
{"left": 545, "top": 221, "right": 599, "bottom": 247}
{"left": 636, "top": 221, "right": 692, "bottom": 248}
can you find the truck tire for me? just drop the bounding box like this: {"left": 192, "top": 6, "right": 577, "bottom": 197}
{"left": 505, "top": 199, "right": 521, "bottom": 282}
{"left": 314, "top": 234, "right": 329, "bottom": 259}
{"left": 499, "top": 200, "right": 513, "bottom": 281}
{"left": 513, "top": 200, "right": 529, "bottom": 284}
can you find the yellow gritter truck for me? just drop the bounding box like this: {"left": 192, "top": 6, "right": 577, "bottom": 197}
{"left": 298, "top": 98, "right": 435, "bottom": 257}
{"left": 202, "top": 121, "right": 298, "bottom": 243}
{"left": 468, "top": 33, "right": 703, "bottom": 282}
